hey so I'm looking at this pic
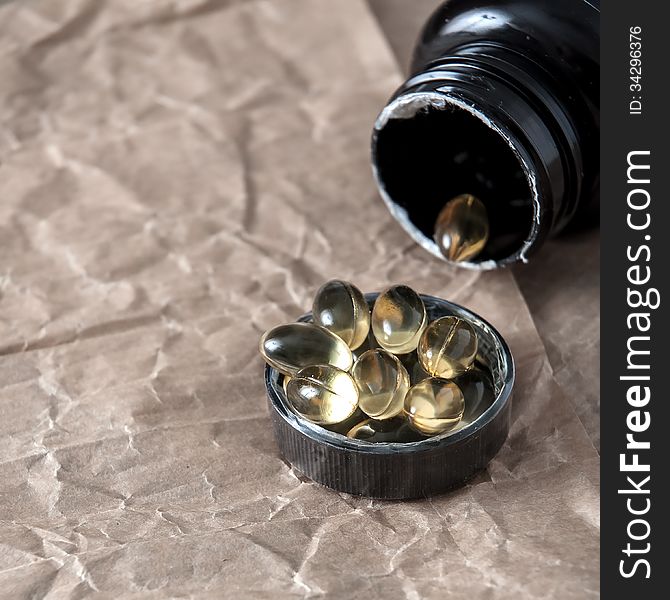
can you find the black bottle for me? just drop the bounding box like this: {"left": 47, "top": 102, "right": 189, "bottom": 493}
{"left": 371, "top": 0, "right": 599, "bottom": 268}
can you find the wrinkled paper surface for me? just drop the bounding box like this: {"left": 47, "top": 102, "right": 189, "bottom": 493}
{"left": 0, "top": 0, "right": 599, "bottom": 597}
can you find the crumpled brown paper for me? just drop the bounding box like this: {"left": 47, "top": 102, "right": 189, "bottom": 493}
{"left": 0, "top": 0, "right": 599, "bottom": 597}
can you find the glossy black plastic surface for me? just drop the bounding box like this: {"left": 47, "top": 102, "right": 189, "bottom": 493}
{"left": 372, "top": 0, "right": 599, "bottom": 268}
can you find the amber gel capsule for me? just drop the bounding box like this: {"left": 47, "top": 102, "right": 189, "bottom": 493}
{"left": 313, "top": 280, "right": 370, "bottom": 350}
{"left": 286, "top": 365, "right": 359, "bottom": 425}
{"left": 404, "top": 378, "right": 465, "bottom": 435}
{"left": 352, "top": 349, "right": 410, "bottom": 420}
{"left": 434, "top": 194, "right": 489, "bottom": 262}
{"left": 371, "top": 285, "right": 427, "bottom": 354}
{"left": 259, "top": 322, "right": 353, "bottom": 376}
{"left": 418, "top": 316, "right": 477, "bottom": 379}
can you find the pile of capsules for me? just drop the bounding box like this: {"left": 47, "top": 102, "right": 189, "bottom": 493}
{"left": 259, "top": 281, "right": 493, "bottom": 443}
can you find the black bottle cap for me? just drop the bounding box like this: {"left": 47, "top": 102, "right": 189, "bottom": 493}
{"left": 265, "top": 293, "right": 514, "bottom": 499}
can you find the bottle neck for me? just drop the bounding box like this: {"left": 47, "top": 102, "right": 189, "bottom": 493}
{"left": 372, "top": 44, "right": 583, "bottom": 268}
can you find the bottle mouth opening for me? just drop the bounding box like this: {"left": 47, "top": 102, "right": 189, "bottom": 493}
{"left": 372, "top": 92, "right": 541, "bottom": 269}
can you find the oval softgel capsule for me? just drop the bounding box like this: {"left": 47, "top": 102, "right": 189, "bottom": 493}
{"left": 312, "top": 280, "right": 370, "bottom": 350}
{"left": 352, "top": 349, "right": 409, "bottom": 420}
{"left": 403, "top": 377, "right": 465, "bottom": 435}
{"left": 434, "top": 194, "right": 490, "bottom": 263}
{"left": 371, "top": 285, "right": 427, "bottom": 355}
{"left": 418, "top": 315, "right": 478, "bottom": 379}
{"left": 286, "top": 365, "right": 359, "bottom": 425}
{"left": 259, "top": 322, "right": 353, "bottom": 376}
